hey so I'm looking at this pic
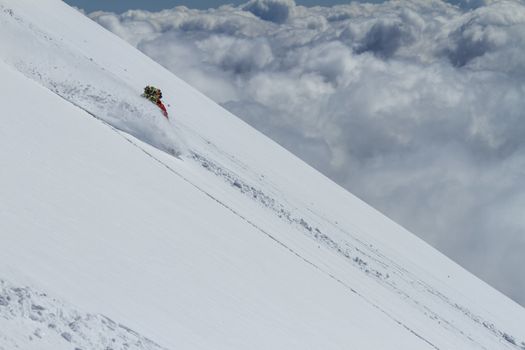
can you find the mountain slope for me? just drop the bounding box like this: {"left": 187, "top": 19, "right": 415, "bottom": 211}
{"left": 0, "top": 1, "right": 524, "bottom": 349}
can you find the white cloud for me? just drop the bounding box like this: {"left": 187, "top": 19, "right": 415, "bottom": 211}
{"left": 89, "top": 0, "right": 525, "bottom": 305}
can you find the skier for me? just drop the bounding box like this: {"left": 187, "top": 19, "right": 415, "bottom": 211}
{"left": 143, "top": 85, "right": 168, "bottom": 119}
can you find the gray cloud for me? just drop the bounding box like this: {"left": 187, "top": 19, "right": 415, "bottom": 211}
{"left": 243, "top": 0, "right": 296, "bottom": 23}
{"left": 89, "top": 0, "right": 525, "bottom": 306}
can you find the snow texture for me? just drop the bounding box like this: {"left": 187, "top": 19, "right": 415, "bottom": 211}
{"left": 0, "top": 279, "right": 168, "bottom": 350}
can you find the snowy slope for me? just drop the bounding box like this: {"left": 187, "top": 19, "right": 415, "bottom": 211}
{"left": 0, "top": 1, "right": 524, "bottom": 349}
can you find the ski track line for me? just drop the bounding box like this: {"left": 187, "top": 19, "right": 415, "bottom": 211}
{"left": 55, "top": 98, "right": 441, "bottom": 350}
{"left": 178, "top": 134, "right": 506, "bottom": 349}
{"left": 187, "top": 133, "right": 518, "bottom": 350}
{"left": 118, "top": 127, "right": 442, "bottom": 350}
{"left": 322, "top": 214, "right": 518, "bottom": 349}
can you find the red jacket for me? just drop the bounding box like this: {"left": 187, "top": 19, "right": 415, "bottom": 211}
{"left": 157, "top": 100, "right": 168, "bottom": 118}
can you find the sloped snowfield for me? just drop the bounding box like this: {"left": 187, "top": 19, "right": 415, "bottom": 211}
{"left": 1, "top": 1, "right": 525, "bottom": 349}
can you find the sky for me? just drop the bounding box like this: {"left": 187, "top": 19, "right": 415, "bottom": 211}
{"left": 64, "top": 0, "right": 388, "bottom": 13}
{"left": 65, "top": 0, "right": 525, "bottom": 308}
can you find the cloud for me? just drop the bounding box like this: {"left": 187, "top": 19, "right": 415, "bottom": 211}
{"left": 197, "top": 36, "right": 274, "bottom": 73}
{"left": 89, "top": 0, "right": 525, "bottom": 306}
{"left": 243, "top": 0, "right": 296, "bottom": 23}
{"left": 457, "top": 0, "right": 498, "bottom": 9}
{"left": 355, "top": 18, "right": 416, "bottom": 58}
{"left": 444, "top": 1, "right": 525, "bottom": 67}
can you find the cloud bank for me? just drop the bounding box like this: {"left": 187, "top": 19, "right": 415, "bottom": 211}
{"left": 89, "top": 0, "right": 525, "bottom": 305}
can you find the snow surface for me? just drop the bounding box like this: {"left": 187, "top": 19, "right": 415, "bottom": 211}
{"left": 0, "top": 0, "right": 524, "bottom": 349}
{"left": 0, "top": 279, "right": 168, "bottom": 350}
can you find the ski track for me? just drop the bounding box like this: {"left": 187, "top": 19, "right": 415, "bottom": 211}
{"left": 45, "top": 95, "right": 441, "bottom": 350}
{"left": 173, "top": 122, "right": 523, "bottom": 350}
{"left": 191, "top": 144, "right": 523, "bottom": 350}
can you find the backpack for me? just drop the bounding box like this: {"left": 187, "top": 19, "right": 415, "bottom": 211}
{"left": 143, "top": 85, "right": 161, "bottom": 103}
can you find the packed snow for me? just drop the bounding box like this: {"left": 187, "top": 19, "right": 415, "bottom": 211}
{"left": 0, "top": 0, "right": 524, "bottom": 349}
